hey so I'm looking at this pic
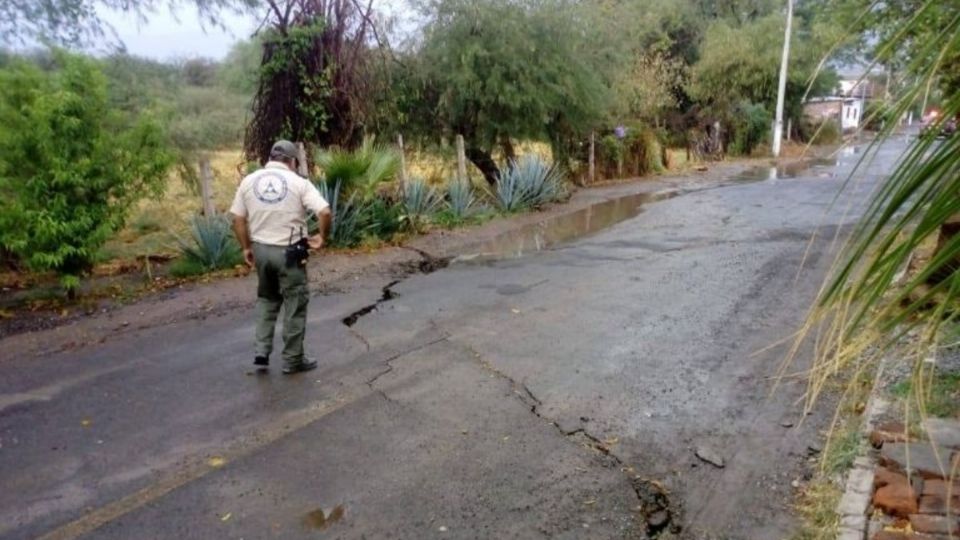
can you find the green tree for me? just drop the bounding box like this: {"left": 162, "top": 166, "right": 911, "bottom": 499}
{"left": 412, "top": 0, "right": 613, "bottom": 182}
{"left": 0, "top": 52, "right": 173, "bottom": 293}
{"left": 218, "top": 37, "right": 263, "bottom": 94}
{"left": 688, "top": 12, "right": 837, "bottom": 149}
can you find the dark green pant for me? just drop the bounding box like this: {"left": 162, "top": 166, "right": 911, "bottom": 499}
{"left": 252, "top": 243, "right": 309, "bottom": 367}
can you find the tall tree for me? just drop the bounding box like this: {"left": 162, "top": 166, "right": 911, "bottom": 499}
{"left": 243, "top": 0, "right": 382, "bottom": 164}
{"left": 409, "top": 0, "right": 614, "bottom": 182}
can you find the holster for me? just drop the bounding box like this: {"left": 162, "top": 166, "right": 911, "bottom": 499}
{"left": 285, "top": 228, "right": 310, "bottom": 268}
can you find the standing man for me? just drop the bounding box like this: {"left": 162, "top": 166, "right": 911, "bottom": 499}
{"left": 230, "top": 140, "right": 332, "bottom": 374}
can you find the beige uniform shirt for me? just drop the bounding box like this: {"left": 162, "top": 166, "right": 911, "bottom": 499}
{"left": 229, "top": 162, "right": 329, "bottom": 246}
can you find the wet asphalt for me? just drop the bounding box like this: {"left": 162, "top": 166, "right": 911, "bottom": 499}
{"left": 0, "top": 138, "right": 909, "bottom": 539}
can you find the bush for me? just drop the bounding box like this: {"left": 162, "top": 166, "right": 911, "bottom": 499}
{"left": 803, "top": 119, "right": 842, "bottom": 145}
{"left": 318, "top": 180, "right": 402, "bottom": 248}
{"left": 596, "top": 127, "right": 665, "bottom": 179}
{"left": 494, "top": 155, "right": 566, "bottom": 212}
{"left": 862, "top": 101, "right": 891, "bottom": 131}
{"left": 729, "top": 101, "right": 771, "bottom": 156}
{"left": 0, "top": 51, "right": 173, "bottom": 293}
{"left": 173, "top": 214, "right": 243, "bottom": 275}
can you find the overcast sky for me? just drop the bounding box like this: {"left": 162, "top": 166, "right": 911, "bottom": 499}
{"left": 96, "top": 1, "right": 416, "bottom": 62}
{"left": 97, "top": 6, "right": 260, "bottom": 61}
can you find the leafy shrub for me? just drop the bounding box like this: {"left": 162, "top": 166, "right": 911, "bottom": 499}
{"left": 729, "top": 101, "right": 771, "bottom": 156}
{"left": 173, "top": 214, "right": 243, "bottom": 275}
{"left": 401, "top": 178, "right": 442, "bottom": 232}
{"left": 494, "top": 155, "right": 566, "bottom": 212}
{"left": 862, "top": 101, "right": 890, "bottom": 131}
{"left": 804, "top": 119, "right": 842, "bottom": 145}
{"left": 315, "top": 136, "right": 401, "bottom": 200}
{"left": 0, "top": 51, "right": 173, "bottom": 293}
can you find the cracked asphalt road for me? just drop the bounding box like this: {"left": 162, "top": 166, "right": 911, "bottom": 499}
{"left": 0, "top": 139, "right": 908, "bottom": 539}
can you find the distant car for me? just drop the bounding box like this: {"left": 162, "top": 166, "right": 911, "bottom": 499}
{"left": 920, "top": 117, "right": 957, "bottom": 138}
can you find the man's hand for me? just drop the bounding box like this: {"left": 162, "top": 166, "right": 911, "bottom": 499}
{"left": 243, "top": 248, "right": 255, "bottom": 267}
{"left": 307, "top": 234, "right": 324, "bottom": 250}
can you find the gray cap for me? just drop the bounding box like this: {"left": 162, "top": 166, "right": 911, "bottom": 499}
{"left": 270, "top": 140, "right": 298, "bottom": 160}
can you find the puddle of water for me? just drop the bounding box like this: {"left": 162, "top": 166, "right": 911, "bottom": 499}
{"left": 303, "top": 505, "right": 345, "bottom": 530}
{"left": 729, "top": 158, "right": 837, "bottom": 182}
{"left": 452, "top": 154, "right": 849, "bottom": 262}
{"left": 456, "top": 192, "right": 659, "bottom": 261}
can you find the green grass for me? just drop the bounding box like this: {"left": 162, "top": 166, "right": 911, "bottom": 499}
{"left": 791, "top": 480, "right": 842, "bottom": 540}
{"left": 822, "top": 423, "right": 863, "bottom": 475}
{"left": 891, "top": 370, "right": 960, "bottom": 418}
{"left": 168, "top": 257, "right": 209, "bottom": 278}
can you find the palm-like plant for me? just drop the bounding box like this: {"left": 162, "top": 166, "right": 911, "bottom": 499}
{"left": 786, "top": 0, "right": 960, "bottom": 416}
{"left": 315, "top": 136, "right": 401, "bottom": 201}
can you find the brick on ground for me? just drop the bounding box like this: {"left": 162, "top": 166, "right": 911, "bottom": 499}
{"left": 908, "top": 514, "right": 960, "bottom": 535}
{"left": 923, "top": 418, "right": 960, "bottom": 450}
{"left": 918, "top": 493, "right": 960, "bottom": 514}
{"left": 880, "top": 442, "right": 958, "bottom": 479}
{"left": 873, "top": 472, "right": 920, "bottom": 517}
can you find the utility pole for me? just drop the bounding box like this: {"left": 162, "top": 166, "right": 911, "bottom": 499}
{"left": 772, "top": 0, "right": 793, "bottom": 157}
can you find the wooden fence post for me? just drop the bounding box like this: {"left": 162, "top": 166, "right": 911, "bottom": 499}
{"left": 199, "top": 155, "right": 216, "bottom": 216}
{"left": 398, "top": 133, "right": 407, "bottom": 186}
{"left": 588, "top": 131, "right": 596, "bottom": 184}
{"left": 456, "top": 134, "right": 467, "bottom": 183}
{"left": 296, "top": 142, "right": 308, "bottom": 177}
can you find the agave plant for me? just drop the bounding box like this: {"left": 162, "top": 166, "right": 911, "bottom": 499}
{"left": 494, "top": 155, "right": 566, "bottom": 212}
{"left": 315, "top": 136, "right": 401, "bottom": 201}
{"left": 401, "top": 177, "right": 442, "bottom": 232}
{"left": 318, "top": 180, "right": 369, "bottom": 248}
{"left": 784, "top": 0, "right": 960, "bottom": 418}
{"left": 446, "top": 177, "right": 477, "bottom": 219}
{"left": 174, "top": 214, "right": 242, "bottom": 273}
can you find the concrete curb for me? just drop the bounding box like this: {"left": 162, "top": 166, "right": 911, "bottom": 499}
{"left": 836, "top": 357, "right": 891, "bottom": 540}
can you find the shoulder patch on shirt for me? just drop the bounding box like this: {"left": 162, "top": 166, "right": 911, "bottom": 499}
{"left": 253, "top": 173, "right": 289, "bottom": 204}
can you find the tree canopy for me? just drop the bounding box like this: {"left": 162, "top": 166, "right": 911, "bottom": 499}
{"left": 1, "top": 0, "right": 256, "bottom": 48}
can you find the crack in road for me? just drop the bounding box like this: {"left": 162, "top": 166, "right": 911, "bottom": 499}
{"left": 341, "top": 248, "right": 452, "bottom": 328}
{"left": 342, "top": 280, "right": 400, "bottom": 327}
{"left": 447, "top": 334, "right": 681, "bottom": 538}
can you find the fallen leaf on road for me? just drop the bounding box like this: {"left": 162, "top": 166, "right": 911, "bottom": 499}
{"left": 208, "top": 456, "right": 226, "bottom": 468}
{"left": 221, "top": 513, "right": 232, "bottom": 522}
{"left": 502, "top": 436, "right": 510, "bottom": 441}
{"left": 510, "top": 308, "right": 520, "bottom": 314}
{"left": 583, "top": 500, "right": 596, "bottom": 506}
{"left": 604, "top": 437, "right": 619, "bottom": 445}
{"left": 80, "top": 419, "right": 91, "bottom": 427}
{"left": 438, "top": 526, "right": 448, "bottom": 532}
